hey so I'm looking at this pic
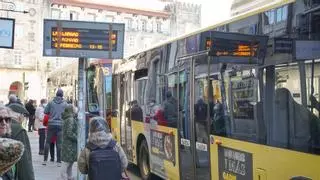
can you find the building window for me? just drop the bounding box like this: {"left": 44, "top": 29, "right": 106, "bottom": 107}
{"left": 124, "top": 18, "right": 133, "bottom": 30}
{"left": 129, "top": 36, "right": 135, "bottom": 47}
{"left": 87, "top": 13, "right": 96, "bottom": 21}
{"left": 156, "top": 22, "right": 162, "bottom": 32}
{"left": 51, "top": 9, "right": 61, "bottom": 19}
{"left": 264, "top": 10, "right": 275, "bottom": 25}
{"left": 14, "top": 52, "right": 22, "bottom": 65}
{"left": 141, "top": 20, "right": 147, "bottom": 32}
{"left": 106, "top": 15, "right": 114, "bottom": 22}
{"left": 276, "top": 6, "right": 288, "bottom": 23}
{"left": 70, "top": 11, "right": 79, "bottom": 20}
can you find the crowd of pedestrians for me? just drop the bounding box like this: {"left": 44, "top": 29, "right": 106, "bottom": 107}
{"left": 0, "top": 89, "right": 129, "bottom": 180}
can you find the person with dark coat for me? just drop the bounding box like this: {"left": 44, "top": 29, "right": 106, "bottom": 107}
{"left": 162, "top": 91, "right": 181, "bottom": 128}
{"left": 6, "top": 103, "right": 35, "bottom": 180}
{"left": 126, "top": 100, "right": 143, "bottom": 122}
{"left": 194, "top": 98, "right": 208, "bottom": 143}
{"left": 43, "top": 89, "right": 67, "bottom": 166}
{"left": 213, "top": 101, "right": 226, "bottom": 136}
{"left": 25, "top": 100, "right": 36, "bottom": 132}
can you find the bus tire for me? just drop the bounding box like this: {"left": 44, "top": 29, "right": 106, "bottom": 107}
{"left": 139, "top": 139, "right": 151, "bottom": 180}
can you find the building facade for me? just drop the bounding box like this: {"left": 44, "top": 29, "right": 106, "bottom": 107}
{"left": 0, "top": 0, "right": 49, "bottom": 103}
{"left": 0, "top": 0, "right": 201, "bottom": 103}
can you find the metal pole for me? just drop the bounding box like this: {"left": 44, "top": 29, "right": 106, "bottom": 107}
{"left": 77, "top": 57, "right": 87, "bottom": 180}
{"left": 22, "top": 72, "right": 25, "bottom": 101}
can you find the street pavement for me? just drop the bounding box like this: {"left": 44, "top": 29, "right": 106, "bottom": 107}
{"left": 28, "top": 131, "right": 141, "bottom": 180}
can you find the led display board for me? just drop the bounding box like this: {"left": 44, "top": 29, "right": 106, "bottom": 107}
{"left": 0, "top": 18, "right": 15, "bottom": 49}
{"left": 43, "top": 19, "right": 124, "bottom": 59}
{"left": 204, "top": 31, "right": 268, "bottom": 64}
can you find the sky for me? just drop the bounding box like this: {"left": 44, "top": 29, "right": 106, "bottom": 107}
{"left": 93, "top": 0, "right": 233, "bottom": 28}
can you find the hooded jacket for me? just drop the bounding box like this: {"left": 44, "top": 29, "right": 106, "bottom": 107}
{"left": 44, "top": 97, "right": 67, "bottom": 127}
{"left": 61, "top": 105, "right": 78, "bottom": 163}
{"left": 78, "top": 118, "right": 128, "bottom": 179}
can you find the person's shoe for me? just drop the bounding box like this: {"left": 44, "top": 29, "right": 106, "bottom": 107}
{"left": 50, "top": 159, "right": 54, "bottom": 162}
{"left": 42, "top": 161, "right": 47, "bottom": 166}
{"left": 39, "top": 150, "right": 44, "bottom": 155}
{"left": 57, "top": 162, "right": 62, "bottom": 167}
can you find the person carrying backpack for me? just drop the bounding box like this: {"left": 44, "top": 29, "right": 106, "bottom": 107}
{"left": 78, "top": 116, "right": 128, "bottom": 180}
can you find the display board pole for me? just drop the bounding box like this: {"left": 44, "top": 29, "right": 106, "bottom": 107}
{"left": 77, "top": 57, "right": 87, "bottom": 180}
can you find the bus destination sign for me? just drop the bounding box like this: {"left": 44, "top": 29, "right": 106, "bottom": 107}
{"left": 203, "top": 31, "right": 268, "bottom": 64}
{"left": 43, "top": 19, "right": 124, "bottom": 59}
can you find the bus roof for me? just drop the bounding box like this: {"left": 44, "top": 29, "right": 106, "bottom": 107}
{"left": 125, "top": 0, "right": 295, "bottom": 59}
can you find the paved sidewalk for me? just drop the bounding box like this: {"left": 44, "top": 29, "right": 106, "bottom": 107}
{"left": 29, "top": 131, "right": 142, "bottom": 180}
{"left": 29, "top": 131, "right": 77, "bottom": 180}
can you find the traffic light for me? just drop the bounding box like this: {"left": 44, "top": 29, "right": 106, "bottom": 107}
{"left": 24, "top": 82, "right": 29, "bottom": 90}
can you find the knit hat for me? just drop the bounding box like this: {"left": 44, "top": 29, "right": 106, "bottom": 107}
{"left": 89, "top": 117, "right": 110, "bottom": 134}
{"left": 56, "top": 89, "right": 64, "bottom": 97}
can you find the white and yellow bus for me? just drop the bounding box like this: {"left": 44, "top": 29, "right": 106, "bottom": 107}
{"left": 110, "top": 0, "right": 320, "bottom": 179}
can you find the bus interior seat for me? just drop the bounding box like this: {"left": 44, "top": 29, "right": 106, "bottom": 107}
{"left": 271, "top": 88, "right": 310, "bottom": 152}
{"left": 291, "top": 97, "right": 311, "bottom": 152}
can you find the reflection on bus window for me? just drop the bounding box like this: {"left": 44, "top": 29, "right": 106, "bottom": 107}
{"left": 162, "top": 91, "right": 180, "bottom": 128}
{"left": 273, "top": 62, "right": 320, "bottom": 154}
{"left": 194, "top": 97, "right": 208, "bottom": 143}
{"left": 126, "top": 100, "right": 143, "bottom": 123}
{"left": 87, "top": 65, "right": 99, "bottom": 112}
{"left": 211, "top": 66, "right": 262, "bottom": 143}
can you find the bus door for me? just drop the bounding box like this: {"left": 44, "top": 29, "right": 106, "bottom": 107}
{"left": 120, "top": 71, "right": 134, "bottom": 161}
{"left": 178, "top": 52, "right": 211, "bottom": 180}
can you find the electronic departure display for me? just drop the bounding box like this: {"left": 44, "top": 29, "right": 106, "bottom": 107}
{"left": 203, "top": 31, "right": 268, "bottom": 64}
{"left": 43, "top": 19, "right": 124, "bottom": 59}
{"left": 50, "top": 28, "right": 118, "bottom": 51}
{"left": 211, "top": 39, "right": 259, "bottom": 57}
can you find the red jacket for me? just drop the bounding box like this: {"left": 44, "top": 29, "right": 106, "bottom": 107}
{"left": 43, "top": 114, "right": 49, "bottom": 126}
{"left": 42, "top": 114, "right": 56, "bottom": 143}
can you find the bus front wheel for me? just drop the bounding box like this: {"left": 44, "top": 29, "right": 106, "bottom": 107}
{"left": 139, "top": 140, "right": 150, "bottom": 180}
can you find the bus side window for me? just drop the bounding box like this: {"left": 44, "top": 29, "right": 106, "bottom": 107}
{"left": 270, "top": 62, "right": 320, "bottom": 154}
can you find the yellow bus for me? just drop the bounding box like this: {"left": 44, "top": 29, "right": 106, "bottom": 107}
{"left": 110, "top": 0, "right": 320, "bottom": 179}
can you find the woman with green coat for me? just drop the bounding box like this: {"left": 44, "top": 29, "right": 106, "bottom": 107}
{"left": 60, "top": 104, "right": 77, "bottom": 180}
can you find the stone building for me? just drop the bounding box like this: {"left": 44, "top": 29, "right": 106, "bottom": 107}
{"left": 0, "top": 0, "right": 49, "bottom": 103}
{"left": 0, "top": 0, "right": 201, "bottom": 103}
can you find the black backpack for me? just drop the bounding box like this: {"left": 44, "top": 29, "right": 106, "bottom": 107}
{"left": 87, "top": 140, "right": 122, "bottom": 180}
